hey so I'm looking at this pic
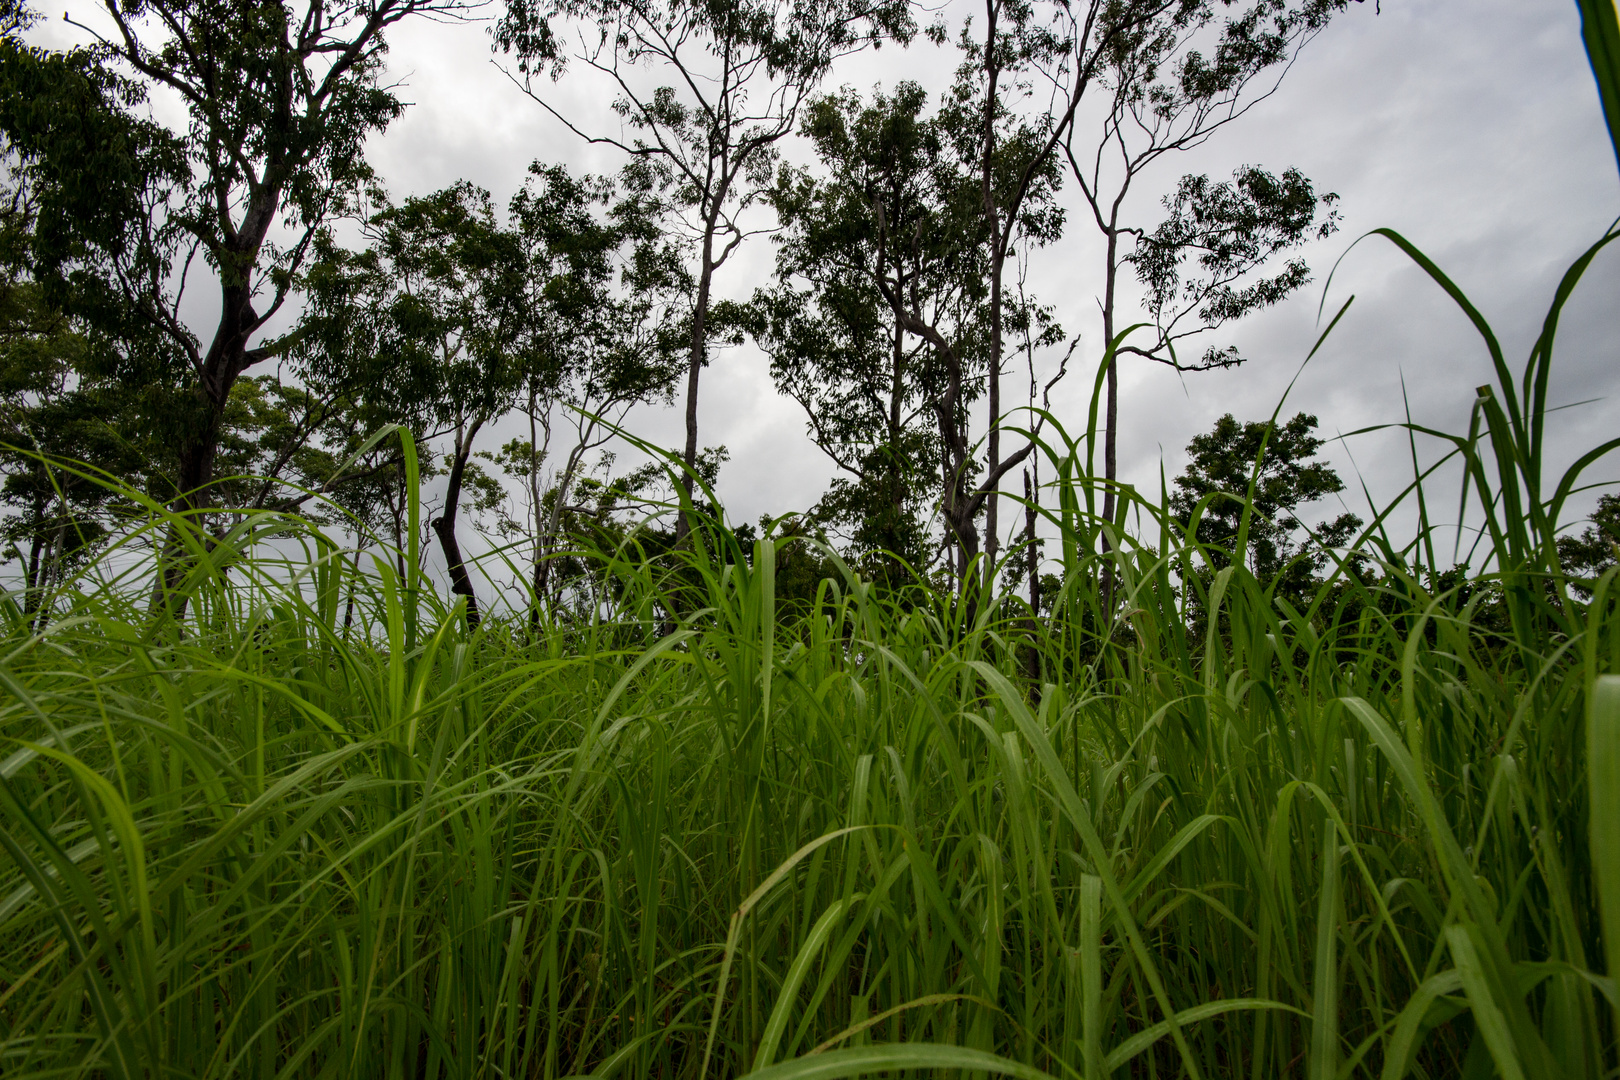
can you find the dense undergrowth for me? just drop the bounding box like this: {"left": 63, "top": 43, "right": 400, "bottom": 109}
{"left": 1, "top": 213, "right": 1620, "bottom": 1080}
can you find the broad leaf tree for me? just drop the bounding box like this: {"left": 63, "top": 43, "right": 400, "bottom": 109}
{"left": 0, "top": 280, "right": 141, "bottom": 623}
{"left": 752, "top": 84, "right": 958, "bottom": 578}
{"left": 504, "top": 163, "right": 686, "bottom": 618}
{"left": 1170, "top": 411, "right": 1361, "bottom": 601}
{"left": 0, "top": 5, "right": 182, "bottom": 614}
{"left": 764, "top": 80, "right": 1062, "bottom": 585}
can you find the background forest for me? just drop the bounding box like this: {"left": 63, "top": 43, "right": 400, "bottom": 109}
{"left": 0, "top": 0, "right": 1619, "bottom": 1078}
{"left": 0, "top": 0, "right": 1377, "bottom": 613}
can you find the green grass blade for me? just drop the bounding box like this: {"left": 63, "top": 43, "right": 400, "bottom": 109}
{"left": 741, "top": 1042, "right": 1060, "bottom": 1080}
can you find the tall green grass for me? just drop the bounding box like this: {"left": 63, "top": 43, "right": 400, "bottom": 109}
{"left": 5, "top": 10, "right": 1620, "bottom": 1069}
{"left": 0, "top": 216, "right": 1618, "bottom": 1080}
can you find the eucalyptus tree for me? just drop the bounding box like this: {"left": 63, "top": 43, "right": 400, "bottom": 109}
{"left": 760, "top": 79, "right": 1073, "bottom": 587}
{"left": 929, "top": 0, "right": 1198, "bottom": 584}
{"left": 754, "top": 82, "right": 1018, "bottom": 581}
{"left": 938, "top": 0, "right": 1080, "bottom": 584}
{"left": 495, "top": 0, "right": 914, "bottom": 540}
{"left": 505, "top": 163, "right": 686, "bottom": 617}
{"left": 751, "top": 84, "right": 950, "bottom": 577}
{"left": 299, "top": 183, "right": 529, "bottom": 627}
{"left": 1063, "top": 0, "right": 1357, "bottom": 524}
{"left": 22, "top": 0, "right": 479, "bottom": 516}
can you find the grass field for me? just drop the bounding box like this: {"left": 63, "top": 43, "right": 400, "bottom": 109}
{"left": 1, "top": 214, "right": 1619, "bottom": 1080}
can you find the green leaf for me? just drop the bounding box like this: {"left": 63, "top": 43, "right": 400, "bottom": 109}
{"left": 1445, "top": 925, "right": 1526, "bottom": 1080}
{"left": 741, "top": 1043, "right": 1059, "bottom": 1080}
{"left": 1577, "top": 0, "right": 1620, "bottom": 180}
{"left": 1590, "top": 674, "right": 1620, "bottom": 1029}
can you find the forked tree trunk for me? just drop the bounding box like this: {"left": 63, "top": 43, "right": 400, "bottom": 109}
{"left": 432, "top": 417, "right": 486, "bottom": 628}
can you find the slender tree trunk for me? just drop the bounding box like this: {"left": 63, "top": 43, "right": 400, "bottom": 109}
{"left": 888, "top": 313, "right": 907, "bottom": 563}
{"left": 528, "top": 388, "right": 547, "bottom": 631}
{"left": 343, "top": 548, "right": 359, "bottom": 633}
{"left": 675, "top": 227, "right": 717, "bottom": 545}
{"left": 1100, "top": 223, "right": 1121, "bottom": 613}
{"left": 432, "top": 416, "right": 486, "bottom": 628}
{"left": 981, "top": 0, "right": 1004, "bottom": 593}
{"left": 986, "top": 257, "right": 1003, "bottom": 590}
{"left": 1025, "top": 467, "right": 1039, "bottom": 614}
{"left": 386, "top": 480, "right": 409, "bottom": 583}
{"left": 1023, "top": 465, "right": 1042, "bottom": 680}
{"left": 32, "top": 520, "right": 68, "bottom": 632}
{"left": 536, "top": 439, "right": 589, "bottom": 614}
{"left": 22, "top": 523, "right": 44, "bottom": 619}
{"left": 1101, "top": 225, "right": 1120, "bottom": 521}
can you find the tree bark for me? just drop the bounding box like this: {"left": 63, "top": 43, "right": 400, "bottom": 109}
{"left": 1023, "top": 465, "right": 1042, "bottom": 680}
{"left": 674, "top": 221, "right": 718, "bottom": 545}
{"left": 535, "top": 439, "right": 589, "bottom": 614}
{"left": 175, "top": 189, "right": 282, "bottom": 510}
{"left": 1099, "top": 218, "right": 1121, "bottom": 614}
{"left": 22, "top": 520, "right": 43, "bottom": 619}
{"left": 1025, "top": 467, "right": 1039, "bottom": 614}
{"left": 981, "top": 0, "right": 1004, "bottom": 593}
{"left": 431, "top": 416, "right": 486, "bottom": 628}
{"left": 1101, "top": 223, "right": 1120, "bottom": 523}
{"left": 886, "top": 306, "right": 907, "bottom": 561}
{"left": 527, "top": 388, "right": 547, "bottom": 632}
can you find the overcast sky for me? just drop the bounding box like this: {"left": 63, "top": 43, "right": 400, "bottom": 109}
{"left": 38, "top": 0, "right": 1620, "bottom": 567}
{"left": 368, "top": 0, "right": 1618, "bottom": 544}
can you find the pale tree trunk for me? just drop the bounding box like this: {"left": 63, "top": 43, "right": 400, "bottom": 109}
{"left": 527, "top": 391, "right": 549, "bottom": 631}
{"left": 1099, "top": 217, "right": 1122, "bottom": 613}
{"left": 1025, "top": 467, "right": 1039, "bottom": 614}
{"left": 1023, "top": 465, "right": 1042, "bottom": 680}
{"left": 1101, "top": 223, "right": 1120, "bottom": 523}
{"left": 536, "top": 437, "right": 590, "bottom": 614}
{"left": 21, "top": 490, "right": 46, "bottom": 621}
{"left": 675, "top": 216, "right": 719, "bottom": 545}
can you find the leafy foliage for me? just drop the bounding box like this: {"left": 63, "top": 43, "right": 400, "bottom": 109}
{"left": 1560, "top": 492, "right": 1620, "bottom": 595}
{"left": 1130, "top": 166, "right": 1340, "bottom": 369}
{"left": 1171, "top": 411, "right": 1360, "bottom": 578}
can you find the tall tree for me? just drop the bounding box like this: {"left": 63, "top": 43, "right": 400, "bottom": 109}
{"left": 751, "top": 84, "right": 951, "bottom": 577}
{"left": 300, "top": 183, "right": 529, "bottom": 626}
{"left": 1063, "top": 0, "right": 1356, "bottom": 527}
{"left": 495, "top": 0, "right": 913, "bottom": 541}
{"left": 504, "top": 163, "right": 685, "bottom": 618}
{"left": 932, "top": 0, "right": 1220, "bottom": 584}
{"left": 756, "top": 81, "right": 1032, "bottom": 583}
{"left": 941, "top": 0, "right": 1078, "bottom": 585}
{"left": 0, "top": 280, "right": 139, "bottom": 623}
{"left": 0, "top": 4, "right": 183, "bottom": 614}
{"left": 23, "top": 0, "right": 476, "bottom": 517}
